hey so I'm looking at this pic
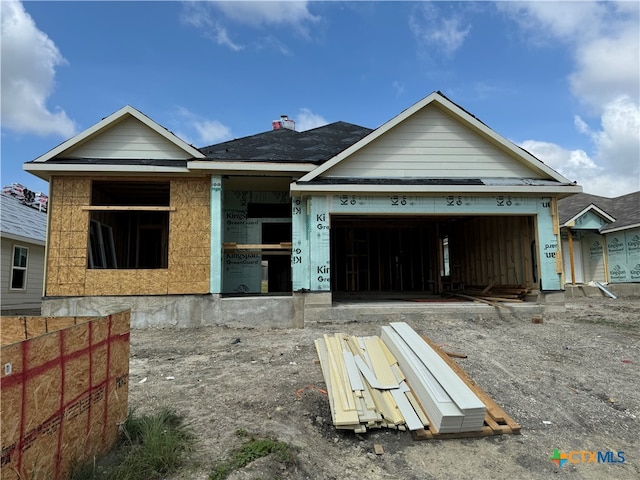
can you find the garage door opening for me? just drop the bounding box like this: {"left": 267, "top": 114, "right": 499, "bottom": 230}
{"left": 330, "top": 215, "right": 536, "bottom": 299}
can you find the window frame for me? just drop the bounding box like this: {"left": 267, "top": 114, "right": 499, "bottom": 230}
{"left": 10, "top": 245, "right": 29, "bottom": 291}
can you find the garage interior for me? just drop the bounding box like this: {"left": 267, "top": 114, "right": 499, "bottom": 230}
{"left": 330, "top": 215, "right": 537, "bottom": 299}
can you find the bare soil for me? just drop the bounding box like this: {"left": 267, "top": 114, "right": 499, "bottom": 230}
{"left": 128, "top": 296, "right": 640, "bottom": 480}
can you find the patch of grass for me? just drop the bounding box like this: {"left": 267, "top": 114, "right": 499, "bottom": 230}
{"left": 209, "top": 429, "right": 297, "bottom": 480}
{"left": 70, "top": 407, "right": 194, "bottom": 480}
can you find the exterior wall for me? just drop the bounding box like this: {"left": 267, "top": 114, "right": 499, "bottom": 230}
{"left": 292, "top": 193, "right": 562, "bottom": 292}
{"left": 606, "top": 227, "right": 640, "bottom": 283}
{"left": 0, "top": 239, "right": 45, "bottom": 313}
{"left": 66, "top": 117, "right": 192, "bottom": 160}
{"left": 46, "top": 176, "right": 210, "bottom": 297}
{"left": 327, "top": 106, "right": 542, "bottom": 179}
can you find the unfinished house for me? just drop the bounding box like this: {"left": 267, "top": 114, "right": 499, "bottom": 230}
{"left": 25, "top": 92, "right": 582, "bottom": 328}
{"left": 559, "top": 191, "right": 640, "bottom": 286}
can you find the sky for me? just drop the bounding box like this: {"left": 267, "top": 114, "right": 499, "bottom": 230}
{"left": 1, "top": 0, "right": 639, "bottom": 198}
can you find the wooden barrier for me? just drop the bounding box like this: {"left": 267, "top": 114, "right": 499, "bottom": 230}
{"left": 0, "top": 310, "right": 130, "bottom": 480}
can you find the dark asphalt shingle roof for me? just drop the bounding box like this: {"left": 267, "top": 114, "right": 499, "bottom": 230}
{"left": 558, "top": 191, "right": 640, "bottom": 232}
{"left": 197, "top": 121, "right": 373, "bottom": 164}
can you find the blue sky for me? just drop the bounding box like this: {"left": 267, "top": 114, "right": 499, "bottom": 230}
{"left": 2, "top": 1, "right": 639, "bottom": 197}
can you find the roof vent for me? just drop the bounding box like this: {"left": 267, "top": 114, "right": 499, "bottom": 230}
{"left": 272, "top": 115, "right": 295, "bottom": 131}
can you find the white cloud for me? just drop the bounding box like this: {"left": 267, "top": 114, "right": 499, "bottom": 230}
{"left": 570, "top": 26, "right": 639, "bottom": 110}
{"left": 213, "top": 1, "right": 319, "bottom": 34}
{"left": 180, "top": 2, "right": 243, "bottom": 51}
{"left": 173, "top": 107, "right": 232, "bottom": 146}
{"left": 499, "top": 1, "right": 639, "bottom": 197}
{"left": 580, "top": 96, "right": 640, "bottom": 174}
{"left": 409, "top": 3, "right": 471, "bottom": 57}
{"left": 0, "top": 0, "right": 76, "bottom": 137}
{"left": 295, "top": 108, "right": 327, "bottom": 132}
{"left": 180, "top": 1, "right": 319, "bottom": 50}
{"left": 521, "top": 139, "right": 639, "bottom": 197}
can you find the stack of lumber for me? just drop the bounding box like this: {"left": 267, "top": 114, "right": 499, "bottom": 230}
{"left": 381, "top": 323, "right": 485, "bottom": 433}
{"left": 314, "top": 333, "right": 428, "bottom": 433}
{"left": 314, "top": 323, "right": 486, "bottom": 434}
{"left": 447, "top": 283, "right": 530, "bottom": 305}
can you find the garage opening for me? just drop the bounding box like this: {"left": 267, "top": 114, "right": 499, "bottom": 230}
{"left": 330, "top": 215, "right": 536, "bottom": 298}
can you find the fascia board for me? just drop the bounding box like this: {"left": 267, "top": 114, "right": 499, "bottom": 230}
{"left": 0, "top": 232, "right": 46, "bottom": 247}
{"left": 299, "top": 92, "right": 573, "bottom": 184}
{"left": 31, "top": 105, "right": 204, "bottom": 163}
{"left": 600, "top": 222, "right": 640, "bottom": 234}
{"left": 562, "top": 204, "right": 616, "bottom": 227}
{"left": 187, "top": 161, "right": 315, "bottom": 174}
{"left": 290, "top": 183, "right": 584, "bottom": 196}
{"left": 24, "top": 163, "right": 191, "bottom": 177}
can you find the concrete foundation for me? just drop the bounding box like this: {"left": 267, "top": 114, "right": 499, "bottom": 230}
{"left": 564, "top": 282, "right": 640, "bottom": 299}
{"left": 41, "top": 286, "right": 636, "bottom": 329}
{"left": 41, "top": 294, "right": 300, "bottom": 329}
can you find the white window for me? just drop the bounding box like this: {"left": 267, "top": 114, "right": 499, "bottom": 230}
{"left": 11, "top": 246, "right": 28, "bottom": 290}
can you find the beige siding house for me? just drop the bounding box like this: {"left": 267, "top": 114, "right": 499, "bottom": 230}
{"left": 25, "top": 91, "right": 583, "bottom": 328}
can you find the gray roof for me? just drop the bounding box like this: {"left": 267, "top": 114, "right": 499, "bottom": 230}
{"left": 558, "top": 191, "right": 640, "bottom": 233}
{"left": 197, "top": 121, "right": 373, "bottom": 164}
{"left": 0, "top": 194, "right": 47, "bottom": 244}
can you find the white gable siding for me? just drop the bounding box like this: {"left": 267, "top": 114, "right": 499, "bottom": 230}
{"left": 325, "top": 106, "right": 543, "bottom": 179}
{"left": 66, "top": 117, "right": 192, "bottom": 160}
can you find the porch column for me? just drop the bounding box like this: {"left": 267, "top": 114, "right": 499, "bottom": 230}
{"left": 210, "top": 175, "right": 223, "bottom": 293}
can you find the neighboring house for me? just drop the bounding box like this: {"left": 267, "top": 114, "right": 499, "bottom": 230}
{"left": 24, "top": 91, "right": 582, "bottom": 327}
{"left": 558, "top": 192, "right": 640, "bottom": 285}
{"left": 0, "top": 192, "right": 47, "bottom": 314}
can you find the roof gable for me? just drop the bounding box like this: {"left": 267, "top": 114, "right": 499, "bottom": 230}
{"left": 32, "top": 105, "right": 204, "bottom": 162}
{"left": 299, "top": 91, "right": 572, "bottom": 183}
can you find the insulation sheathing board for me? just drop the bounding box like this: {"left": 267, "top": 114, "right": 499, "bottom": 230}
{"left": 0, "top": 310, "right": 130, "bottom": 480}
{"left": 388, "top": 322, "right": 486, "bottom": 432}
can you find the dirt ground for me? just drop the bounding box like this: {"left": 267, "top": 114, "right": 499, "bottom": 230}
{"left": 128, "top": 296, "right": 639, "bottom": 480}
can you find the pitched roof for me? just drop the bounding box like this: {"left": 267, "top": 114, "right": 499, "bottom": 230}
{"left": 197, "top": 121, "right": 372, "bottom": 164}
{"left": 0, "top": 194, "right": 47, "bottom": 245}
{"left": 558, "top": 191, "right": 640, "bottom": 233}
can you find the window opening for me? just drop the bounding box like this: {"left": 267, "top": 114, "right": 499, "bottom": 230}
{"left": 87, "top": 181, "right": 170, "bottom": 269}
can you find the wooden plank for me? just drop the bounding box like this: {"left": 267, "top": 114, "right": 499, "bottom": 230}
{"left": 81, "top": 206, "right": 176, "bottom": 211}
{"left": 364, "top": 337, "right": 397, "bottom": 386}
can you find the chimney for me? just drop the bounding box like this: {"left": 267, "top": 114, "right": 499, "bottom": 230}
{"left": 272, "top": 115, "right": 295, "bottom": 131}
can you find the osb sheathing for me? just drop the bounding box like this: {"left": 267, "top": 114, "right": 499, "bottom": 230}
{"left": 0, "top": 310, "right": 130, "bottom": 480}
{"left": 46, "top": 176, "right": 210, "bottom": 297}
